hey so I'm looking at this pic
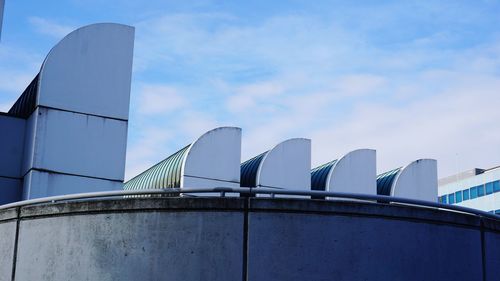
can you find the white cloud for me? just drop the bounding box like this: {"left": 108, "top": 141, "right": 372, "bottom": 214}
{"left": 125, "top": 127, "right": 173, "bottom": 181}
{"left": 28, "top": 17, "right": 74, "bottom": 39}
{"left": 309, "top": 70, "right": 500, "bottom": 177}
{"left": 226, "top": 81, "right": 285, "bottom": 112}
{"left": 127, "top": 10, "right": 500, "bottom": 180}
{"left": 137, "top": 84, "right": 187, "bottom": 115}
{"left": 334, "top": 74, "right": 387, "bottom": 97}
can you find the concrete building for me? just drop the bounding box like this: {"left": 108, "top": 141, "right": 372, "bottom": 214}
{"left": 439, "top": 166, "right": 500, "bottom": 214}
{"left": 124, "top": 127, "right": 242, "bottom": 190}
{"left": 0, "top": 192, "right": 499, "bottom": 281}
{"left": 311, "top": 149, "right": 377, "bottom": 195}
{"left": 0, "top": 16, "right": 498, "bottom": 281}
{"left": 240, "top": 138, "right": 311, "bottom": 191}
{"left": 377, "top": 159, "right": 438, "bottom": 202}
{"left": 0, "top": 23, "right": 134, "bottom": 203}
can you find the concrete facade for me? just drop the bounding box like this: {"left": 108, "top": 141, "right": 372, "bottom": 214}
{"left": 312, "top": 149, "right": 377, "bottom": 195}
{"left": 0, "top": 115, "right": 26, "bottom": 204}
{"left": 0, "top": 23, "right": 134, "bottom": 202}
{"left": 241, "top": 138, "right": 311, "bottom": 191}
{"left": 124, "top": 127, "right": 242, "bottom": 191}
{"left": 378, "top": 159, "right": 438, "bottom": 202}
{"left": 392, "top": 159, "right": 438, "bottom": 201}
{"left": 182, "top": 127, "right": 242, "bottom": 188}
{"left": 0, "top": 197, "right": 498, "bottom": 281}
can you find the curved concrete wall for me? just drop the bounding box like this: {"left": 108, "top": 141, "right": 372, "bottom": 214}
{"left": 0, "top": 198, "right": 499, "bottom": 281}
{"left": 258, "top": 138, "right": 311, "bottom": 190}
{"left": 18, "top": 23, "right": 135, "bottom": 200}
{"left": 327, "top": 149, "right": 377, "bottom": 194}
{"left": 39, "top": 23, "right": 134, "bottom": 120}
{"left": 182, "top": 127, "right": 242, "bottom": 188}
{"left": 392, "top": 159, "right": 438, "bottom": 202}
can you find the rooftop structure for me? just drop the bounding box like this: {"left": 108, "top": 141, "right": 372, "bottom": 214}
{"left": 240, "top": 138, "right": 311, "bottom": 191}
{"left": 125, "top": 127, "right": 241, "bottom": 190}
{"left": 376, "top": 159, "right": 438, "bottom": 202}
{"left": 0, "top": 23, "right": 134, "bottom": 203}
{"left": 311, "top": 149, "right": 376, "bottom": 195}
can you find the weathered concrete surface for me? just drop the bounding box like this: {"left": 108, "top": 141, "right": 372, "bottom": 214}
{"left": 0, "top": 197, "right": 497, "bottom": 281}
{"left": 0, "top": 221, "right": 16, "bottom": 281}
{"left": 15, "top": 211, "right": 243, "bottom": 281}
{"left": 485, "top": 231, "right": 500, "bottom": 281}
{"left": 247, "top": 212, "right": 481, "bottom": 281}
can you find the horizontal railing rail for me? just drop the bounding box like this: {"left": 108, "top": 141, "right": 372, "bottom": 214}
{"left": 0, "top": 187, "right": 498, "bottom": 221}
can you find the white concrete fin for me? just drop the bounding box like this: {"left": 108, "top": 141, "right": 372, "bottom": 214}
{"left": 328, "top": 149, "right": 377, "bottom": 195}
{"left": 38, "top": 23, "right": 135, "bottom": 120}
{"left": 392, "top": 159, "right": 438, "bottom": 202}
{"left": 257, "top": 138, "right": 311, "bottom": 191}
{"left": 182, "top": 127, "right": 242, "bottom": 188}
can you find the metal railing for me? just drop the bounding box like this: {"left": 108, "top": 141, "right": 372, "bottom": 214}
{"left": 0, "top": 187, "right": 498, "bottom": 221}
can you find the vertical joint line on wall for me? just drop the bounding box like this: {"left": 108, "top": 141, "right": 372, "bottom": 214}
{"left": 480, "top": 219, "right": 486, "bottom": 281}
{"left": 242, "top": 196, "right": 249, "bottom": 281}
{"left": 11, "top": 207, "right": 21, "bottom": 281}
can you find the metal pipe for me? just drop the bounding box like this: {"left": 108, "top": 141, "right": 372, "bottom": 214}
{"left": 0, "top": 187, "right": 498, "bottom": 221}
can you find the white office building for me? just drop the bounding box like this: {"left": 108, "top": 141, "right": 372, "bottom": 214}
{"left": 438, "top": 166, "right": 500, "bottom": 214}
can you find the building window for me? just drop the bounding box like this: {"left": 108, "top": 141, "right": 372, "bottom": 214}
{"left": 463, "top": 189, "right": 469, "bottom": 201}
{"left": 486, "top": 182, "right": 494, "bottom": 195}
{"left": 448, "top": 193, "right": 455, "bottom": 204}
{"left": 441, "top": 195, "right": 447, "bottom": 204}
{"left": 493, "top": 181, "right": 500, "bottom": 193}
{"left": 477, "top": 185, "right": 485, "bottom": 197}
{"left": 470, "top": 186, "right": 478, "bottom": 199}
{"left": 455, "top": 191, "right": 462, "bottom": 203}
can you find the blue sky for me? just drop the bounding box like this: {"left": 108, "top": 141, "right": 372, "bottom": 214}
{"left": 1, "top": 0, "right": 500, "bottom": 180}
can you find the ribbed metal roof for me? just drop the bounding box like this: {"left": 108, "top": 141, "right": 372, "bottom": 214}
{"left": 310, "top": 159, "right": 338, "bottom": 191}
{"left": 8, "top": 74, "right": 39, "bottom": 118}
{"left": 376, "top": 167, "right": 402, "bottom": 196}
{"left": 124, "top": 145, "right": 190, "bottom": 190}
{"left": 240, "top": 151, "right": 268, "bottom": 187}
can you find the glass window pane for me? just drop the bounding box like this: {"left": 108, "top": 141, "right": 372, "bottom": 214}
{"left": 470, "top": 186, "right": 478, "bottom": 199}
{"left": 478, "top": 185, "right": 485, "bottom": 197}
{"left": 486, "top": 182, "right": 494, "bottom": 195}
{"left": 494, "top": 181, "right": 500, "bottom": 192}
{"left": 448, "top": 193, "right": 455, "bottom": 204}
{"left": 442, "top": 195, "right": 447, "bottom": 204}
{"left": 455, "top": 191, "right": 462, "bottom": 203}
{"left": 463, "top": 189, "right": 469, "bottom": 201}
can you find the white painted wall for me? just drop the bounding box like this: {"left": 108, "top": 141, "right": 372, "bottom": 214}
{"left": 21, "top": 23, "right": 134, "bottom": 199}
{"left": 38, "top": 23, "right": 134, "bottom": 120}
{"left": 182, "top": 127, "right": 241, "bottom": 188}
{"left": 26, "top": 108, "right": 127, "bottom": 180}
{"left": 327, "top": 149, "right": 376, "bottom": 195}
{"left": 23, "top": 170, "right": 123, "bottom": 200}
{"left": 257, "top": 138, "right": 311, "bottom": 191}
{"left": 392, "top": 159, "right": 438, "bottom": 202}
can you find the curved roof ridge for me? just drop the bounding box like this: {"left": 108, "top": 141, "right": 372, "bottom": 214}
{"left": 311, "top": 159, "right": 338, "bottom": 191}
{"left": 124, "top": 144, "right": 191, "bottom": 190}
{"left": 240, "top": 151, "right": 268, "bottom": 187}
{"left": 376, "top": 167, "right": 402, "bottom": 196}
